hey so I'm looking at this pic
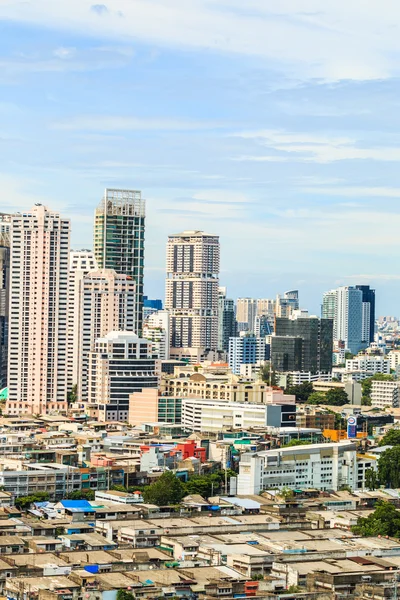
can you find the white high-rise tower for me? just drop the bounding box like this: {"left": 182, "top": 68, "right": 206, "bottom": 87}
{"left": 7, "top": 205, "right": 70, "bottom": 415}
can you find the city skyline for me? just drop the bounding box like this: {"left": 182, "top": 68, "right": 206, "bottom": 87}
{"left": 2, "top": 3, "right": 400, "bottom": 315}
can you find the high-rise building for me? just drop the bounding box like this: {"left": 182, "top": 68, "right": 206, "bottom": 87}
{"left": 78, "top": 269, "right": 136, "bottom": 402}
{"left": 356, "top": 285, "right": 376, "bottom": 344}
{"left": 0, "top": 215, "right": 11, "bottom": 391}
{"left": 228, "top": 335, "right": 268, "bottom": 375}
{"left": 67, "top": 250, "right": 98, "bottom": 392}
{"left": 7, "top": 205, "right": 70, "bottom": 415}
{"left": 218, "top": 287, "right": 237, "bottom": 352}
{"left": 94, "top": 188, "right": 145, "bottom": 334}
{"left": 275, "top": 290, "right": 299, "bottom": 318}
{"left": 165, "top": 230, "right": 220, "bottom": 362}
{"left": 143, "top": 309, "right": 170, "bottom": 360}
{"left": 88, "top": 331, "right": 159, "bottom": 422}
{"left": 323, "top": 286, "right": 363, "bottom": 355}
{"left": 236, "top": 298, "right": 257, "bottom": 332}
{"left": 271, "top": 316, "right": 333, "bottom": 374}
{"left": 256, "top": 299, "right": 275, "bottom": 318}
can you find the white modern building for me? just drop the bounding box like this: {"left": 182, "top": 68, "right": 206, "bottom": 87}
{"left": 67, "top": 250, "right": 98, "bottom": 391}
{"left": 88, "top": 331, "right": 159, "bottom": 422}
{"left": 237, "top": 441, "right": 357, "bottom": 494}
{"left": 77, "top": 269, "right": 136, "bottom": 402}
{"left": 182, "top": 398, "right": 296, "bottom": 433}
{"left": 7, "top": 205, "right": 70, "bottom": 415}
{"left": 322, "top": 286, "right": 364, "bottom": 355}
{"left": 228, "top": 336, "right": 267, "bottom": 375}
{"left": 143, "top": 309, "right": 170, "bottom": 360}
{"left": 0, "top": 214, "right": 11, "bottom": 391}
{"left": 346, "top": 355, "right": 390, "bottom": 377}
{"left": 371, "top": 380, "right": 399, "bottom": 409}
{"left": 166, "top": 231, "right": 220, "bottom": 362}
{"left": 388, "top": 350, "right": 400, "bottom": 372}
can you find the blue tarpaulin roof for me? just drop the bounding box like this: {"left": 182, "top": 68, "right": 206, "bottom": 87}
{"left": 60, "top": 500, "right": 96, "bottom": 513}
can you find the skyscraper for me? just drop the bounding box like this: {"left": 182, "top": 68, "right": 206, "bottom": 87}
{"left": 275, "top": 290, "right": 299, "bottom": 318}
{"left": 272, "top": 316, "right": 333, "bottom": 374}
{"left": 236, "top": 298, "right": 257, "bottom": 332}
{"left": 0, "top": 215, "right": 11, "bottom": 391}
{"left": 356, "top": 285, "right": 376, "bottom": 344}
{"left": 7, "top": 205, "right": 70, "bottom": 415}
{"left": 218, "top": 287, "right": 237, "bottom": 352}
{"left": 322, "top": 286, "right": 364, "bottom": 355}
{"left": 67, "top": 250, "right": 98, "bottom": 392}
{"left": 88, "top": 331, "right": 159, "bottom": 422}
{"left": 166, "top": 230, "right": 220, "bottom": 362}
{"left": 77, "top": 269, "right": 136, "bottom": 402}
{"left": 94, "top": 188, "right": 145, "bottom": 335}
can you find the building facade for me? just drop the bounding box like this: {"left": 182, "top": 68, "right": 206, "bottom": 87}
{"left": 94, "top": 188, "right": 145, "bottom": 334}
{"left": 7, "top": 205, "right": 70, "bottom": 415}
{"left": 67, "top": 250, "right": 98, "bottom": 392}
{"left": 78, "top": 270, "right": 136, "bottom": 402}
{"left": 88, "top": 331, "right": 159, "bottom": 422}
{"left": 237, "top": 441, "right": 357, "bottom": 494}
{"left": 370, "top": 380, "right": 399, "bottom": 408}
{"left": 236, "top": 298, "right": 257, "bottom": 332}
{"left": 271, "top": 316, "right": 333, "bottom": 374}
{"left": 165, "top": 230, "right": 220, "bottom": 361}
{"left": 0, "top": 215, "right": 10, "bottom": 391}
{"left": 228, "top": 336, "right": 268, "bottom": 375}
{"left": 181, "top": 398, "right": 296, "bottom": 433}
{"left": 356, "top": 285, "right": 376, "bottom": 345}
{"left": 218, "top": 288, "right": 237, "bottom": 352}
{"left": 322, "top": 286, "right": 364, "bottom": 354}
{"left": 143, "top": 309, "right": 170, "bottom": 360}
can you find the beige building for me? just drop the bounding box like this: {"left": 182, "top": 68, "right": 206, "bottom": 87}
{"left": 67, "top": 250, "right": 98, "bottom": 391}
{"left": 236, "top": 298, "right": 257, "bottom": 332}
{"left": 166, "top": 231, "right": 219, "bottom": 362}
{"left": 163, "top": 365, "right": 294, "bottom": 405}
{"left": 256, "top": 298, "right": 275, "bottom": 318}
{"left": 7, "top": 205, "right": 70, "bottom": 415}
{"left": 77, "top": 270, "right": 136, "bottom": 402}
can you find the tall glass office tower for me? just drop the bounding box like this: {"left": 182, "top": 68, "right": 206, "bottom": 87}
{"left": 94, "top": 189, "right": 145, "bottom": 335}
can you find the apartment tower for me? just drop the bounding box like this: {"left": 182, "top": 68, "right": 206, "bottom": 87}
{"left": 67, "top": 250, "right": 98, "bottom": 392}
{"left": 77, "top": 269, "right": 136, "bottom": 402}
{"left": 166, "top": 230, "right": 220, "bottom": 362}
{"left": 0, "top": 215, "right": 11, "bottom": 390}
{"left": 94, "top": 189, "right": 145, "bottom": 334}
{"left": 7, "top": 205, "right": 70, "bottom": 415}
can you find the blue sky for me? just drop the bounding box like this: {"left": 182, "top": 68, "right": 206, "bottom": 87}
{"left": 2, "top": 1, "right": 400, "bottom": 315}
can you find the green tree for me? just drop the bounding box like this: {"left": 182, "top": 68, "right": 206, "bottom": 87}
{"left": 379, "top": 429, "right": 400, "bottom": 446}
{"left": 365, "top": 468, "right": 379, "bottom": 491}
{"left": 279, "top": 487, "right": 294, "bottom": 502}
{"left": 306, "top": 392, "right": 326, "bottom": 405}
{"left": 260, "top": 364, "right": 278, "bottom": 386}
{"left": 116, "top": 591, "right": 135, "bottom": 600}
{"left": 352, "top": 501, "right": 400, "bottom": 537}
{"left": 67, "top": 384, "right": 77, "bottom": 405}
{"left": 67, "top": 489, "right": 95, "bottom": 501}
{"left": 285, "top": 382, "right": 314, "bottom": 403}
{"left": 110, "top": 484, "right": 127, "bottom": 492}
{"left": 281, "top": 439, "right": 312, "bottom": 448}
{"left": 142, "top": 471, "right": 185, "bottom": 506}
{"left": 345, "top": 352, "right": 354, "bottom": 360}
{"left": 15, "top": 491, "right": 50, "bottom": 510}
{"left": 325, "top": 387, "right": 348, "bottom": 406}
{"left": 377, "top": 446, "right": 400, "bottom": 488}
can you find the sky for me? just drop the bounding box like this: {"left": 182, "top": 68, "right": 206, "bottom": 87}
{"left": 1, "top": 1, "right": 400, "bottom": 315}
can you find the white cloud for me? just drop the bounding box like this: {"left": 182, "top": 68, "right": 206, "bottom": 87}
{"left": 53, "top": 47, "right": 77, "bottom": 59}
{"left": 304, "top": 186, "right": 400, "bottom": 198}
{"left": 3, "top": 0, "right": 400, "bottom": 80}
{"left": 233, "top": 130, "right": 400, "bottom": 163}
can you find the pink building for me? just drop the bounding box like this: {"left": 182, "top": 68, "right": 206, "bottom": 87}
{"left": 7, "top": 205, "right": 70, "bottom": 415}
